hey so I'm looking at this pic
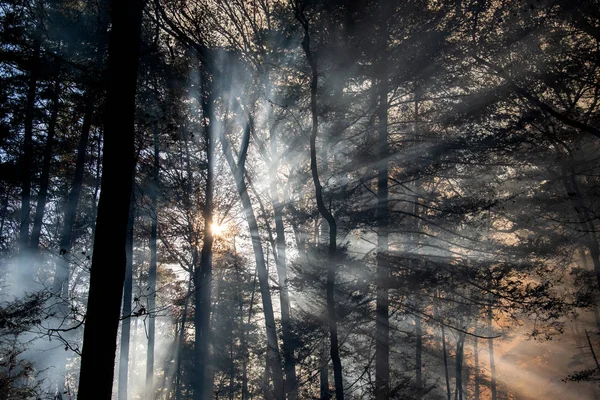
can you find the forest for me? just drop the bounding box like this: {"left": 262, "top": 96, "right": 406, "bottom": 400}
{"left": 1, "top": 0, "right": 600, "bottom": 399}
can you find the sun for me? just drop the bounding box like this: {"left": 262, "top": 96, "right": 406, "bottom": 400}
{"left": 211, "top": 222, "right": 226, "bottom": 236}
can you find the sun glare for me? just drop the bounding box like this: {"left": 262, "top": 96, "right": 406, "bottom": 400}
{"left": 211, "top": 222, "right": 225, "bottom": 236}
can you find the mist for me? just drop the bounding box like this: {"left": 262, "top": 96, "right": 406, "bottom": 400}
{"left": 1, "top": 0, "right": 600, "bottom": 399}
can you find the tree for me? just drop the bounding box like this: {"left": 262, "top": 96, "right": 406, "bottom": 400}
{"left": 76, "top": 0, "right": 144, "bottom": 398}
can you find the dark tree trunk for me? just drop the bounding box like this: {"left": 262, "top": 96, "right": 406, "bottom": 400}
{"left": 175, "top": 130, "right": 196, "bottom": 400}
{"left": 239, "top": 298, "right": 249, "bottom": 400}
{"left": 242, "top": 265, "right": 258, "bottom": 400}
{"left": 146, "top": 121, "right": 160, "bottom": 399}
{"left": 269, "top": 112, "right": 298, "bottom": 400}
{"left": 488, "top": 309, "right": 497, "bottom": 400}
{"left": 118, "top": 194, "right": 136, "bottom": 400}
{"left": 436, "top": 294, "right": 450, "bottom": 400}
{"left": 30, "top": 80, "right": 60, "bottom": 251}
{"left": 474, "top": 336, "right": 480, "bottom": 400}
{"left": 50, "top": 91, "right": 94, "bottom": 397}
{"left": 53, "top": 96, "right": 93, "bottom": 296}
{"left": 375, "top": 76, "right": 389, "bottom": 400}
{"left": 442, "top": 324, "right": 451, "bottom": 400}
{"left": 194, "top": 88, "right": 215, "bottom": 400}
{"left": 76, "top": 0, "right": 143, "bottom": 398}
{"left": 374, "top": 6, "right": 390, "bottom": 396}
{"left": 454, "top": 332, "right": 465, "bottom": 400}
{"left": 220, "top": 120, "right": 285, "bottom": 400}
{"left": 175, "top": 271, "right": 192, "bottom": 400}
{"left": 296, "top": 7, "right": 344, "bottom": 398}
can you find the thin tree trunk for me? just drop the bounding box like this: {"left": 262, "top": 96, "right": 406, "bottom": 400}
{"left": 415, "top": 314, "right": 423, "bottom": 388}
{"left": 455, "top": 332, "right": 465, "bottom": 400}
{"left": 194, "top": 86, "right": 215, "bottom": 400}
{"left": 242, "top": 265, "right": 258, "bottom": 400}
{"left": 488, "top": 309, "right": 497, "bottom": 400}
{"left": 175, "top": 270, "right": 193, "bottom": 400}
{"left": 240, "top": 297, "right": 249, "bottom": 400}
{"left": 146, "top": 121, "right": 160, "bottom": 399}
{"left": 474, "top": 335, "right": 479, "bottom": 400}
{"left": 374, "top": 54, "right": 390, "bottom": 400}
{"left": 30, "top": 80, "right": 60, "bottom": 251}
{"left": 176, "top": 129, "right": 196, "bottom": 400}
{"left": 230, "top": 332, "right": 235, "bottom": 400}
{"left": 52, "top": 96, "right": 93, "bottom": 296}
{"left": 50, "top": 92, "right": 94, "bottom": 397}
{"left": 118, "top": 194, "right": 136, "bottom": 400}
{"left": 76, "top": 0, "right": 143, "bottom": 397}
{"left": 268, "top": 110, "right": 298, "bottom": 400}
{"left": 219, "top": 119, "right": 285, "bottom": 400}
{"left": 296, "top": 7, "right": 344, "bottom": 398}
{"left": 436, "top": 294, "right": 450, "bottom": 400}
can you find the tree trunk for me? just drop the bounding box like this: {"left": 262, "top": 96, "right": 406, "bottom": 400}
{"left": 50, "top": 91, "right": 94, "bottom": 397}
{"left": 436, "top": 292, "right": 451, "bottom": 400}
{"left": 30, "top": 80, "right": 60, "bottom": 251}
{"left": 175, "top": 270, "right": 192, "bottom": 400}
{"left": 415, "top": 314, "right": 423, "bottom": 388}
{"left": 374, "top": 57, "right": 390, "bottom": 400}
{"left": 175, "top": 130, "right": 196, "bottom": 400}
{"left": 194, "top": 85, "right": 215, "bottom": 400}
{"left": 296, "top": 7, "right": 344, "bottom": 398}
{"left": 474, "top": 336, "right": 479, "bottom": 400}
{"left": 219, "top": 120, "right": 285, "bottom": 400}
{"left": 455, "top": 332, "right": 465, "bottom": 400}
{"left": 268, "top": 109, "right": 298, "bottom": 400}
{"left": 76, "top": 0, "right": 143, "bottom": 397}
{"left": 146, "top": 121, "right": 160, "bottom": 399}
{"left": 320, "top": 339, "right": 329, "bottom": 400}
{"left": 52, "top": 95, "right": 93, "bottom": 296}
{"left": 118, "top": 195, "right": 136, "bottom": 400}
{"left": 488, "top": 309, "right": 497, "bottom": 400}
{"left": 239, "top": 297, "right": 249, "bottom": 400}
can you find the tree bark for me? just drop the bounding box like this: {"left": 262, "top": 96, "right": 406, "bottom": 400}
{"left": 194, "top": 88, "right": 215, "bottom": 400}
{"left": 118, "top": 194, "right": 135, "bottom": 400}
{"left": 488, "top": 309, "right": 497, "bottom": 400}
{"left": 146, "top": 121, "right": 160, "bottom": 399}
{"left": 415, "top": 315, "right": 423, "bottom": 388}
{"left": 374, "top": 46, "right": 390, "bottom": 400}
{"left": 435, "top": 291, "right": 451, "bottom": 400}
{"left": 474, "top": 335, "right": 480, "bottom": 400}
{"left": 454, "top": 332, "right": 465, "bottom": 400}
{"left": 76, "top": 0, "right": 143, "bottom": 397}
